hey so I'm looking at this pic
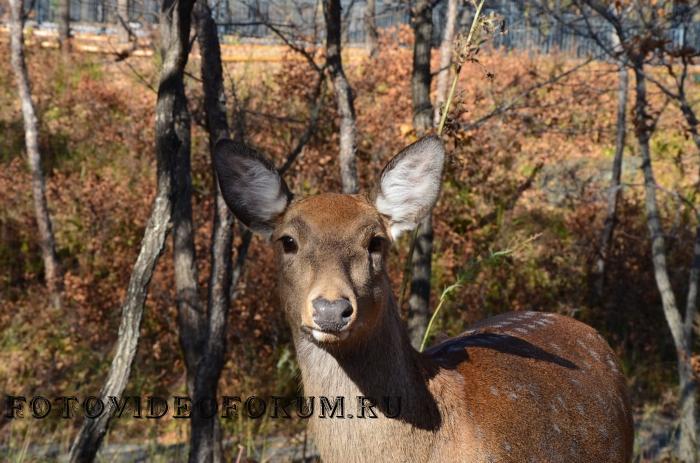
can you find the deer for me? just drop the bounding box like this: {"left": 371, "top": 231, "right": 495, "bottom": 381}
{"left": 213, "top": 136, "right": 634, "bottom": 462}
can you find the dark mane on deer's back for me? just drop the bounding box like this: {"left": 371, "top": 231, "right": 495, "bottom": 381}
{"left": 424, "top": 331, "right": 579, "bottom": 370}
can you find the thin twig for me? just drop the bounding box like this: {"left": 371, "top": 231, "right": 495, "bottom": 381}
{"left": 419, "top": 282, "right": 462, "bottom": 352}
{"left": 461, "top": 57, "right": 596, "bottom": 131}
{"left": 279, "top": 71, "right": 328, "bottom": 174}
{"left": 437, "top": 0, "right": 485, "bottom": 135}
{"left": 419, "top": 233, "right": 542, "bottom": 351}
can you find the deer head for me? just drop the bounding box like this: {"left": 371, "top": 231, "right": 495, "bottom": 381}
{"left": 213, "top": 136, "right": 445, "bottom": 349}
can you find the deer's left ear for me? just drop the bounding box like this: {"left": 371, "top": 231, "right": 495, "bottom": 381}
{"left": 374, "top": 136, "right": 445, "bottom": 240}
{"left": 213, "top": 139, "right": 292, "bottom": 237}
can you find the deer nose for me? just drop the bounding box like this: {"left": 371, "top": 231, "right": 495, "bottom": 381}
{"left": 312, "top": 297, "right": 354, "bottom": 332}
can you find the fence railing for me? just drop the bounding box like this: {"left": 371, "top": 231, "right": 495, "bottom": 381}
{"left": 5, "top": 0, "right": 699, "bottom": 57}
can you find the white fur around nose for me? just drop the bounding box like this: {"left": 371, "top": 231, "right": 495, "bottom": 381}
{"left": 375, "top": 136, "right": 445, "bottom": 240}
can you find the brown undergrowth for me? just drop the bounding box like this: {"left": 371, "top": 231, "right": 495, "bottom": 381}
{"left": 1, "top": 27, "right": 698, "bottom": 457}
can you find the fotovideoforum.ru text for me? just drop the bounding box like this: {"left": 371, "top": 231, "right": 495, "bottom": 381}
{"left": 4, "top": 395, "right": 402, "bottom": 420}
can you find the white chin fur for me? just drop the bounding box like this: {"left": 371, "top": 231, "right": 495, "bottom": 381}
{"left": 312, "top": 329, "right": 349, "bottom": 343}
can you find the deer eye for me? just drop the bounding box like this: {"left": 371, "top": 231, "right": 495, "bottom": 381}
{"left": 368, "top": 236, "right": 385, "bottom": 255}
{"left": 279, "top": 235, "right": 298, "bottom": 254}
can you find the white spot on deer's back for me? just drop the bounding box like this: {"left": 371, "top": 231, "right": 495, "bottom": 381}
{"left": 577, "top": 339, "right": 602, "bottom": 361}
{"left": 526, "top": 385, "right": 539, "bottom": 399}
{"left": 569, "top": 442, "right": 581, "bottom": 458}
{"left": 489, "top": 385, "right": 499, "bottom": 396}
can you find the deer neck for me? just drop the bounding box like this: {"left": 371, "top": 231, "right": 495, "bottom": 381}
{"left": 291, "top": 286, "right": 443, "bottom": 461}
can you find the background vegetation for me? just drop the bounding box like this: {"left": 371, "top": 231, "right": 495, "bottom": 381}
{"left": 1, "top": 3, "right": 700, "bottom": 461}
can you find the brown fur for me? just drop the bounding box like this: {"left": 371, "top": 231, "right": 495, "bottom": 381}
{"left": 269, "top": 193, "right": 633, "bottom": 462}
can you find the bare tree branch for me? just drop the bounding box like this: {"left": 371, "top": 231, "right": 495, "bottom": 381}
{"left": 68, "top": 1, "right": 196, "bottom": 461}
{"left": 460, "top": 57, "right": 595, "bottom": 132}
{"left": 433, "top": 0, "right": 458, "bottom": 127}
{"left": 279, "top": 72, "right": 327, "bottom": 174}
{"left": 364, "top": 0, "right": 378, "bottom": 58}
{"left": 594, "top": 63, "right": 628, "bottom": 300}
{"left": 406, "top": 0, "right": 435, "bottom": 348}
{"left": 8, "top": 0, "right": 62, "bottom": 308}
{"left": 323, "top": 0, "right": 359, "bottom": 194}
{"left": 188, "top": 0, "right": 236, "bottom": 460}
{"left": 245, "top": 0, "right": 323, "bottom": 76}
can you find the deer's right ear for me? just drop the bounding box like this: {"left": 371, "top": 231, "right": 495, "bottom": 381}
{"left": 213, "top": 139, "right": 292, "bottom": 237}
{"left": 374, "top": 136, "right": 445, "bottom": 240}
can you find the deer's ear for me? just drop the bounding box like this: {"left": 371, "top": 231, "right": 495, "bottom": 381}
{"left": 213, "top": 139, "right": 292, "bottom": 237}
{"left": 374, "top": 136, "right": 445, "bottom": 240}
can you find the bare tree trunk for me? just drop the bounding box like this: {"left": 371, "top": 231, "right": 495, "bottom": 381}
{"left": 68, "top": 181, "right": 172, "bottom": 463}
{"left": 594, "top": 64, "right": 628, "bottom": 300}
{"left": 674, "top": 69, "right": 700, "bottom": 463}
{"left": 681, "top": 222, "right": 700, "bottom": 463}
{"left": 411, "top": 0, "right": 434, "bottom": 133}
{"left": 169, "top": 0, "right": 201, "bottom": 411}
{"left": 80, "top": 0, "right": 93, "bottom": 23}
{"left": 364, "top": 0, "right": 378, "bottom": 58}
{"left": 633, "top": 62, "right": 697, "bottom": 463}
{"left": 103, "top": 0, "right": 114, "bottom": 23}
{"left": 433, "top": 0, "right": 458, "bottom": 126}
{"left": 188, "top": 1, "right": 235, "bottom": 461}
{"left": 117, "top": 0, "right": 130, "bottom": 42}
{"left": 323, "top": 0, "right": 359, "bottom": 194}
{"left": 407, "top": 0, "right": 435, "bottom": 349}
{"left": 678, "top": 94, "right": 700, "bottom": 159}
{"left": 57, "top": 0, "right": 70, "bottom": 50}
{"left": 407, "top": 215, "right": 433, "bottom": 347}
{"left": 9, "top": 0, "right": 62, "bottom": 308}
{"left": 68, "top": 1, "right": 195, "bottom": 461}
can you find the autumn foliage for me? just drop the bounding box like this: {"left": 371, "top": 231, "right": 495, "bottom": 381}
{"left": 1, "top": 27, "right": 699, "bottom": 453}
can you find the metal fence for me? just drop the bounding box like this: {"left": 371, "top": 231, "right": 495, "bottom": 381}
{"left": 7, "top": 0, "right": 700, "bottom": 57}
